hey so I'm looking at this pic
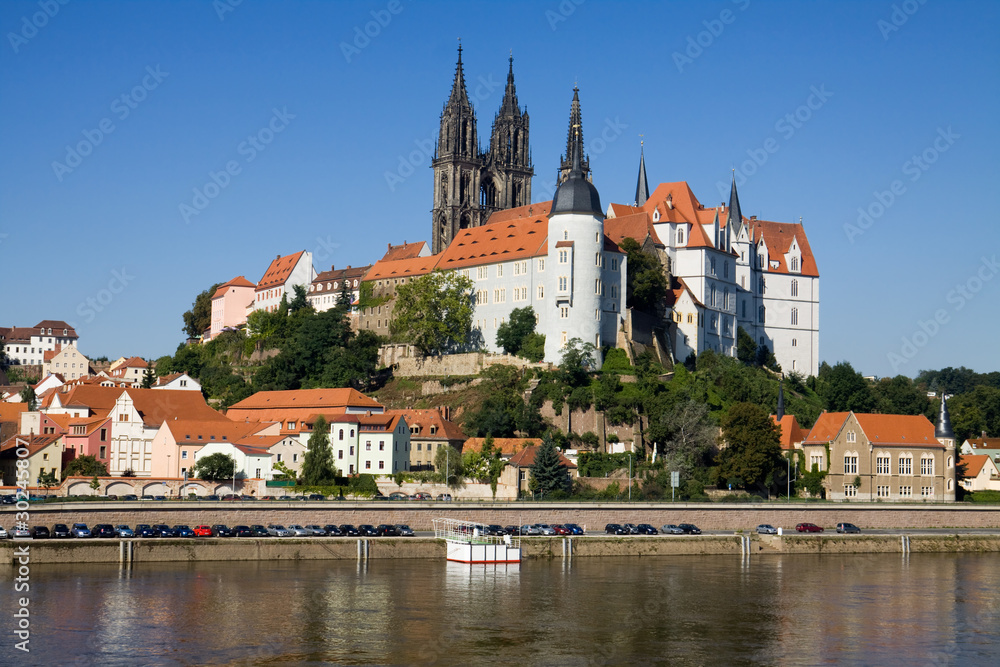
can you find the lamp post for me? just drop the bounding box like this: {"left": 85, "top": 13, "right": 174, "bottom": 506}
{"left": 869, "top": 444, "right": 874, "bottom": 502}
{"left": 787, "top": 455, "right": 791, "bottom": 501}
{"left": 628, "top": 452, "right": 632, "bottom": 501}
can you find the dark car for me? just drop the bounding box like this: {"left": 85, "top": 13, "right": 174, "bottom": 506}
{"left": 173, "top": 525, "right": 195, "bottom": 538}
{"left": 796, "top": 522, "right": 824, "bottom": 533}
{"left": 93, "top": 524, "right": 117, "bottom": 538}
{"left": 155, "top": 524, "right": 179, "bottom": 538}
{"left": 395, "top": 524, "right": 415, "bottom": 537}
{"left": 388, "top": 492, "right": 408, "bottom": 501}
{"left": 339, "top": 524, "right": 360, "bottom": 537}
{"left": 250, "top": 525, "right": 271, "bottom": 537}
{"left": 564, "top": 523, "right": 585, "bottom": 535}
{"left": 323, "top": 525, "right": 344, "bottom": 537}
{"left": 240, "top": 495, "right": 256, "bottom": 501}
{"left": 153, "top": 495, "right": 167, "bottom": 501}
{"left": 376, "top": 524, "right": 399, "bottom": 536}
{"left": 678, "top": 524, "right": 702, "bottom": 535}
{"left": 233, "top": 525, "right": 254, "bottom": 537}
{"left": 307, "top": 494, "right": 326, "bottom": 501}
{"left": 212, "top": 524, "right": 234, "bottom": 537}
{"left": 136, "top": 524, "right": 160, "bottom": 538}
{"left": 205, "top": 495, "right": 220, "bottom": 501}
{"left": 622, "top": 523, "right": 640, "bottom": 535}
{"left": 836, "top": 522, "right": 861, "bottom": 534}
{"left": 486, "top": 524, "right": 507, "bottom": 536}
{"left": 52, "top": 524, "right": 71, "bottom": 539}
{"left": 635, "top": 523, "right": 659, "bottom": 535}
{"left": 123, "top": 494, "right": 138, "bottom": 501}
{"left": 605, "top": 523, "right": 628, "bottom": 535}
{"left": 221, "top": 494, "right": 240, "bottom": 501}
{"left": 504, "top": 525, "right": 522, "bottom": 536}
{"left": 358, "top": 524, "right": 379, "bottom": 537}
{"left": 71, "top": 523, "right": 92, "bottom": 538}
{"left": 31, "top": 526, "right": 50, "bottom": 539}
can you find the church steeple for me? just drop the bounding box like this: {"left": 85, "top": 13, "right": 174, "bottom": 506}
{"left": 777, "top": 377, "right": 785, "bottom": 421}
{"left": 484, "top": 52, "right": 532, "bottom": 216}
{"left": 726, "top": 173, "right": 744, "bottom": 237}
{"left": 437, "top": 42, "right": 477, "bottom": 159}
{"left": 497, "top": 53, "right": 520, "bottom": 118}
{"left": 936, "top": 391, "right": 955, "bottom": 441}
{"left": 447, "top": 42, "right": 471, "bottom": 112}
{"left": 558, "top": 86, "right": 591, "bottom": 184}
{"left": 634, "top": 142, "right": 649, "bottom": 207}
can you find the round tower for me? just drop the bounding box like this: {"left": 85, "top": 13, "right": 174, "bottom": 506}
{"left": 936, "top": 392, "right": 957, "bottom": 501}
{"left": 544, "top": 115, "right": 605, "bottom": 367}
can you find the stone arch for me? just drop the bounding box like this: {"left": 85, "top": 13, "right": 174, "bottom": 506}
{"left": 67, "top": 480, "right": 97, "bottom": 496}
{"left": 106, "top": 481, "right": 136, "bottom": 495}
{"left": 179, "top": 483, "right": 208, "bottom": 497}
{"left": 214, "top": 483, "right": 235, "bottom": 495}
{"left": 141, "top": 482, "right": 165, "bottom": 496}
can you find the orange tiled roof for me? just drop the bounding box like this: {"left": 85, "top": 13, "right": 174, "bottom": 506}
{"left": 0, "top": 402, "right": 29, "bottom": 423}
{"left": 604, "top": 211, "right": 663, "bottom": 248}
{"left": 165, "top": 419, "right": 268, "bottom": 444}
{"left": 388, "top": 408, "right": 466, "bottom": 441}
{"left": 0, "top": 433, "right": 62, "bottom": 457}
{"left": 749, "top": 219, "right": 820, "bottom": 277}
{"left": 854, "top": 413, "right": 943, "bottom": 448}
{"left": 771, "top": 415, "right": 805, "bottom": 450}
{"left": 43, "top": 385, "right": 224, "bottom": 426}
{"left": 665, "top": 276, "right": 705, "bottom": 309}
{"left": 803, "top": 412, "right": 851, "bottom": 444}
{"left": 959, "top": 454, "right": 993, "bottom": 478}
{"left": 256, "top": 251, "right": 306, "bottom": 291}
{"left": 380, "top": 241, "right": 429, "bottom": 262}
{"left": 229, "top": 388, "right": 381, "bottom": 411}
{"left": 508, "top": 444, "right": 577, "bottom": 469}
{"left": 965, "top": 437, "right": 1000, "bottom": 450}
{"left": 485, "top": 200, "right": 552, "bottom": 223}
{"left": 437, "top": 216, "right": 549, "bottom": 271}
{"left": 364, "top": 254, "right": 441, "bottom": 281}
{"left": 213, "top": 276, "right": 256, "bottom": 299}
{"left": 464, "top": 437, "right": 540, "bottom": 457}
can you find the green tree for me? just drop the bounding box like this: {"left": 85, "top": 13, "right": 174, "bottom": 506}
{"left": 646, "top": 400, "right": 717, "bottom": 479}
{"left": 871, "top": 375, "right": 930, "bottom": 415}
{"left": 288, "top": 284, "right": 311, "bottom": 312}
{"left": 193, "top": 452, "right": 236, "bottom": 481}
{"left": 272, "top": 460, "right": 297, "bottom": 481}
{"left": 434, "top": 444, "right": 463, "bottom": 486}
{"left": 736, "top": 326, "right": 756, "bottom": 364}
{"left": 520, "top": 333, "right": 545, "bottom": 362}
{"left": 141, "top": 361, "right": 156, "bottom": 389}
{"left": 62, "top": 455, "right": 109, "bottom": 480}
{"left": 89, "top": 476, "right": 101, "bottom": 492}
{"left": 19, "top": 385, "right": 37, "bottom": 411}
{"left": 717, "top": 402, "right": 783, "bottom": 494}
{"left": 462, "top": 435, "right": 506, "bottom": 499}
{"left": 528, "top": 435, "right": 571, "bottom": 497}
{"left": 496, "top": 306, "right": 538, "bottom": 357}
{"left": 390, "top": 270, "right": 474, "bottom": 356}
{"left": 38, "top": 470, "right": 58, "bottom": 493}
{"left": 820, "top": 361, "right": 875, "bottom": 412}
{"left": 182, "top": 282, "right": 223, "bottom": 339}
{"left": 619, "top": 237, "right": 667, "bottom": 315}
{"left": 302, "top": 415, "right": 337, "bottom": 484}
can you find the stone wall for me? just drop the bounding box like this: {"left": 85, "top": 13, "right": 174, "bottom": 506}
{"left": 8, "top": 501, "right": 1000, "bottom": 532}
{"left": 538, "top": 401, "right": 637, "bottom": 448}
{"left": 380, "top": 346, "right": 551, "bottom": 378}
{"left": 375, "top": 480, "right": 517, "bottom": 501}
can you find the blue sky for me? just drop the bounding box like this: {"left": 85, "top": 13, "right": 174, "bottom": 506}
{"left": 1, "top": 0, "right": 997, "bottom": 378}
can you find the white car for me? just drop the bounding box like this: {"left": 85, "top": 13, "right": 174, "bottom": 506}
{"left": 286, "top": 525, "right": 312, "bottom": 537}
{"left": 12, "top": 526, "right": 32, "bottom": 540}
{"left": 0, "top": 526, "right": 10, "bottom": 539}
{"left": 756, "top": 524, "right": 779, "bottom": 535}
{"left": 266, "top": 525, "right": 294, "bottom": 537}
{"left": 534, "top": 524, "right": 556, "bottom": 536}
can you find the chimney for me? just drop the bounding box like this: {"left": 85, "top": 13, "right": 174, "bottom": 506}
{"left": 276, "top": 254, "right": 280, "bottom": 260}
{"left": 984, "top": 430, "right": 989, "bottom": 441}
{"left": 750, "top": 215, "right": 757, "bottom": 221}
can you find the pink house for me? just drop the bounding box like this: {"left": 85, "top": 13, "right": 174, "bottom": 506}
{"left": 210, "top": 276, "right": 256, "bottom": 340}
{"left": 65, "top": 415, "right": 113, "bottom": 469}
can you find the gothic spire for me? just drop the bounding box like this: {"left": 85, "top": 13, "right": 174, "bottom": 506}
{"left": 551, "top": 113, "right": 602, "bottom": 216}
{"left": 727, "top": 172, "right": 744, "bottom": 236}
{"left": 777, "top": 377, "right": 785, "bottom": 421}
{"left": 634, "top": 142, "right": 649, "bottom": 207}
{"left": 446, "top": 41, "right": 472, "bottom": 111}
{"left": 936, "top": 391, "right": 955, "bottom": 440}
{"left": 558, "top": 85, "right": 590, "bottom": 183}
{"left": 497, "top": 53, "right": 521, "bottom": 118}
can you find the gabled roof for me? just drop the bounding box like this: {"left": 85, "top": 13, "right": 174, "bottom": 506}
{"left": 604, "top": 211, "right": 663, "bottom": 248}
{"left": 771, "top": 414, "right": 805, "bottom": 450}
{"left": 380, "top": 241, "right": 429, "bottom": 262}
{"left": 387, "top": 408, "right": 466, "bottom": 441}
{"left": 0, "top": 402, "right": 29, "bottom": 423}
{"left": 748, "top": 219, "right": 820, "bottom": 277}
{"left": 665, "top": 277, "right": 704, "bottom": 309}
{"left": 165, "top": 419, "right": 268, "bottom": 444}
{"left": 117, "top": 356, "right": 148, "bottom": 369}
{"left": 229, "top": 388, "right": 381, "bottom": 411}
{"left": 508, "top": 445, "right": 577, "bottom": 469}
{"left": 42, "top": 386, "right": 225, "bottom": 427}
{"left": 437, "top": 215, "right": 549, "bottom": 270}
{"left": 854, "top": 413, "right": 943, "bottom": 448}
{"left": 0, "top": 433, "right": 62, "bottom": 457}
{"left": 364, "top": 254, "right": 441, "bottom": 282}
{"left": 959, "top": 454, "right": 995, "bottom": 479}
{"left": 803, "top": 412, "right": 851, "bottom": 444}
{"left": 965, "top": 437, "right": 1000, "bottom": 450}
{"left": 464, "top": 437, "right": 540, "bottom": 457}
{"left": 213, "top": 276, "right": 256, "bottom": 298}
{"left": 312, "top": 265, "right": 372, "bottom": 286}
{"left": 256, "top": 251, "right": 306, "bottom": 291}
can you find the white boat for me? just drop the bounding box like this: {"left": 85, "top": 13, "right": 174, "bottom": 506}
{"left": 433, "top": 518, "right": 521, "bottom": 564}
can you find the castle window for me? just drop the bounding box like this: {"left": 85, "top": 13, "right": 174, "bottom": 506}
{"left": 496, "top": 264, "right": 503, "bottom": 278}
{"left": 791, "top": 257, "right": 800, "bottom": 272}
{"left": 559, "top": 250, "right": 568, "bottom": 264}
{"left": 899, "top": 455, "right": 912, "bottom": 475}
{"left": 759, "top": 306, "right": 765, "bottom": 323}
{"left": 791, "top": 308, "right": 798, "bottom": 326}
{"left": 538, "top": 259, "right": 545, "bottom": 272}
{"left": 876, "top": 454, "right": 890, "bottom": 475}
{"left": 477, "top": 266, "right": 487, "bottom": 280}
{"left": 560, "top": 306, "right": 569, "bottom": 319}
{"left": 920, "top": 456, "right": 934, "bottom": 476}
{"left": 791, "top": 279, "right": 799, "bottom": 297}
{"left": 596, "top": 253, "right": 601, "bottom": 266}
{"left": 676, "top": 227, "right": 685, "bottom": 245}
{"left": 563, "top": 230, "right": 568, "bottom": 241}
{"left": 537, "top": 285, "right": 544, "bottom": 299}
{"left": 847, "top": 431, "right": 856, "bottom": 443}
{"left": 611, "top": 258, "right": 618, "bottom": 271}
{"left": 792, "top": 338, "right": 797, "bottom": 347}
{"left": 559, "top": 276, "right": 568, "bottom": 291}
{"left": 595, "top": 279, "right": 601, "bottom": 295}
{"left": 710, "top": 258, "right": 716, "bottom": 275}
{"left": 844, "top": 453, "right": 858, "bottom": 474}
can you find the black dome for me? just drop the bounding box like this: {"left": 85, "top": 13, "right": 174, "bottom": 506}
{"left": 551, "top": 176, "right": 602, "bottom": 216}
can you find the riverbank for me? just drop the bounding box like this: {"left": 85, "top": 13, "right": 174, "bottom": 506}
{"left": 5, "top": 533, "right": 1000, "bottom": 565}
{"left": 5, "top": 500, "right": 1000, "bottom": 531}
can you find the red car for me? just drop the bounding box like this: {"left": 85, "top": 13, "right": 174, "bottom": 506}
{"left": 551, "top": 525, "right": 571, "bottom": 535}
{"left": 795, "top": 522, "right": 824, "bottom": 533}
{"left": 193, "top": 525, "right": 213, "bottom": 537}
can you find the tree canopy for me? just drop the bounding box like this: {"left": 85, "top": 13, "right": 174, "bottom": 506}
{"left": 182, "top": 282, "right": 222, "bottom": 339}
{"left": 62, "top": 455, "right": 109, "bottom": 480}
{"left": 496, "top": 306, "right": 544, "bottom": 361}
{"left": 619, "top": 237, "right": 667, "bottom": 315}
{"left": 302, "top": 415, "right": 338, "bottom": 484}
{"left": 192, "top": 452, "right": 236, "bottom": 481}
{"left": 390, "top": 270, "right": 474, "bottom": 356}
{"left": 717, "top": 402, "right": 783, "bottom": 493}
{"left": 528, "top": 435, "right": 571, "bottom": 497}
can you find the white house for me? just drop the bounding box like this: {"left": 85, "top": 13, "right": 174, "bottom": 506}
{"left": 251, "top": 250, "right": 316, "bottom": 314}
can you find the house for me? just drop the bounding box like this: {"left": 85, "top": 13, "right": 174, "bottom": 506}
{"left": 150, "top": 419, "right": 277, "bottom": 478}
{"left": 33, "top": 374, "right": 65, "bottom": 396}
{"left": 225, "top": 388, "right": 384, "bottom": 426}
{"left": 307, "top": 264, "right": 372, "bottom": 314}
{"left": 960, "top": 434, "right": 1000, "bottom": 465}
{"left": 252, "top": 251, "right": 316, "bottom": 314}
{"left": 0, "top": 320, "right": 79, "bottom": 367}
{"left": 152, "top": 373, "right": 201, "bottom": 392}
{"left": 42, "top": 345, "right": 90, "bottom": 381}
{"left": 65, "top": 415, "right": 113, "bottom": 470}
{"left": 800, "top": 398, "right": 957, "bottom": 502}
{"left": 192, "top": 441, "right": 272, "bottom": 484}
{"left": 388, "top": 407, "right": 466, "bottom": 471}
{"left": 958, "top": 454, "right": 1000, "bottom": 492}
{"left": 308, "top": 411, "right": 410, "bottom": 476}
{"left": 106, "top": 357, "right": 148, "bottom": 386}
{"left": 209, "top": 276, "right": 256, "bottom": 340}
{"left": 463, "top": 437, "right": 541, "bottom": 459}
{"left": 0, "top": 433, "right": 65, "bottom": 487}
{"left": 501, "top": 444, "right": 578, "bottom": 494}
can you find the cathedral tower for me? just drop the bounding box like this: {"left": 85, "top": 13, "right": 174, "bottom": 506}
{"left": 557, "top": 86, "right": 591, "bottom": 184}
{"left": 482, "top": 55, "right": 533, "bottom": 220}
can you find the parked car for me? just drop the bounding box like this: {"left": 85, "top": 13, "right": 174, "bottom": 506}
{"left": 504, "top": 525, "right": 522, "bottom": 536}
{"left": 339, "top": 524, "right": 360, "bottom": 537}
{"left": 31, "top": 526, "right": 50, "bottom": 539}
{"left": 12, "top": 526, "right": 32, "bottom": 539}
{"left": 534, "top": 524, "right": 557, "bottom": 536}
{"left": 521, "top": 525, "right": 542, "bottom": 536}
{"left": 635, "top": 524, "right": 659, "bottom": 535}
{"left": 71, "top": 523, "right": 92, "bottom": 538}
{"left": 93, "top": 524, "right": 117, "bottom": 538}
{"left": 358, "top": 524, "right": 379, "bottom": 537}
{"left": 395, "top": 524, "right": 414, "bottom": 537}
{"left": 307, "top": 494, "right": 326, "bottom": 501}
{"left": 413, "top": 492, "right": 432, "bottom": 500}
{"left": 136, "top": 524, "right": 159, "bottom": 538}
{"left": 756, "top": 524, "right": 778, "bottom": 535}
{"left": 115, "top": 525, "right": 135, "bottom": 538}
{"left": 486, "top": 524, "right": 507, "bottom": 536}
{"left": 564, "top": 523, "right": 586, "bottom": 535}
{"left": 250, "top": 525, "right": 271, "bottom": 537}
{"left": 173, "top": 525, "right": 195, "bottom": 538}
{"left": 154, "top": 524, "right": 178, "bottom": 538}
{"left": 258, "top": 495, "right": 276, "bottom": 501}
{"left": 205, "top": 495, "right": 220, "bottom": 501}
{"left": 52, "top": 524, "right": 71, "bottom": 539}
{"left": 153, "top": 495, "right": 167, "bottom": 501}
{"left": 623, "top": 523, "right": 641, "bottom": 535}
{"left": 211, "top": 524, "right": 234, "bottom": 537}
{"left": 376, "top": 524, "right": 399, "bottom": 536}
{"left": 836, "top": 522, "right": 861, "bottom": 534}
{"left": 388, "top": 492, "right": 408, "bottom": 501}
{"left": 240, "top": 495, "right": 256, "bottom": 501}
{"left": 304, "top": 525, "right": 327, "bottom": 536}
{"left": 551, "top": 525, "right": 570, "bottom": 535}
{"left": 796, "top": 522, "right": 824, "bottom": 533}
{"left": 104, "top": 495, "right": 118, "bottom": 501}
{"left": 605, "top": 523, "right": 628, "bottom": 535}
{"left": 436, "top": 493, "right": 453, "bottom": 501}
{"left": 678, "top": 524, "right": 702, "bottom": 535}
{"left": 233, "top": 525, "right": 253, "bottom": 537}
{"left": 286, "top": 525, "right": 312, "bottom": 537}
{"left": 323, "top": 525, "right": 344, "bottom": 537}
{"left": 193, "top": 525, "right": 213, "bottom": 537}
{"left": 123, "top": 494, "right": 138, "bottom": 501}
{"left": 0, "top": 526, "right": 10, "bottom": 539}
{"left": 266, "top": 525, "right": 293, "bottom": 537}
{"left": 277, "top": 495, "right": 295, "bottom": 501}
{"left": 661, "top": 524, "right": 684, "bottom": 535}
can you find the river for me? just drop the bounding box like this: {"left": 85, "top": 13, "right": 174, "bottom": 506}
{"left": 3, "top": 553, "right": 999, "bottom": 665}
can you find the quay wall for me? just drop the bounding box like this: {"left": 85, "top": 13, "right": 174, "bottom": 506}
{"left": 5, "top": 534, "right": 1000, "bottom": 565}
{"left": 5, "top": 501, "right": 1000, "bottom": 532}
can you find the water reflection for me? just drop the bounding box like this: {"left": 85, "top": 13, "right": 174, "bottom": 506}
{"left": 3, "top": 554, "right": 998, "bottom": 665}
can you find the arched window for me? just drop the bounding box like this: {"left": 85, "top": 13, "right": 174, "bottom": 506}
{"left": 791, "top": 279, "right": 799, "bottom": 297}
{"left": 791, "top": 308, "right": 798, "bottom": 326}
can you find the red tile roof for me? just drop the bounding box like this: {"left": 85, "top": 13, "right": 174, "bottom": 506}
{"left": 604, "top": 211, "right": 663, "bottom": 248}
{"left": 803, "top": 412, "right": 851, "bottom": 444}
{"left": 853, "top": 413, "right": 943, "bottom": 448}
{"left": 965, "top": 437, "right": 1000, "bottom": 450}
{"left": 508, "top": 444, "right": 577, "bottom": 469}
{"left": 959, "top": 454, "right": 993, "bottom": 479}
{"left": 213, "top": 276, "right": 256, "bottom": 299}
{"left": 387, "top": 408, "right": 466, "bottom": 441}
{"left": 256, "top": 251, "right": 306, "bottom": 291}
{"left": 43, "top": 386, "right": 225, "bottom": 427}
{"left": 771, "top": 415, "right": 805, "bottom": 450}
{"left": 380, "top": 241, "right": 429, "bottom": 262}
{"left": 364, "top": 254, "right": 441, "bottom": 282}
{"left": 748, "top": 219, "right": 820, "bottom": 277}
{"left": 464, "top": 437, "right": 540, "bottom": 457}
{"left": 0, "top": 402, "right": 29, "bottom": 423}
{"left": 436, "top": 215, "right": 550, "bottom": 271}
{"left": 226, "top": 389, "right": 383, "bottom": 425}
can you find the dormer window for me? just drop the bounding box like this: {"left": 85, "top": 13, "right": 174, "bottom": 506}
{"left": 676, "top": 226, "right": 685, "bottom": 245}
{"left": 790, "top": 257, "right": 800, "bottom": 272}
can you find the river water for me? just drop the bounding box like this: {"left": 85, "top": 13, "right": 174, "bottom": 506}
{"left": 3, "top": 553, "right": 999, "bottom": 665}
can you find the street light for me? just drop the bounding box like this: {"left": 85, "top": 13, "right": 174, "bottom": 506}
{"left": 869, "top": 444, "right": 874, "bottom": 502}
{"left": 787, "top": 455, "right": 791, "bottom": 501}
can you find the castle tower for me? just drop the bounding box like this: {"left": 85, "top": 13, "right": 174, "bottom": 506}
{"left": 634, "top": 142, "right": 650, "bottom": 207}
{"left": 432, "top": 43, "right": 484, "bottom": 254}
{"left": 544, "top": 112, "right": 606, "bottom": 366}
{"left": 483, "top": 54, "right": 533, "bottom": 219}
{"left": 936, "top": 392, "right": 957, "bottom": 501}
{"left": 557, "top": 86, "right": 591, "bottom": 184}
